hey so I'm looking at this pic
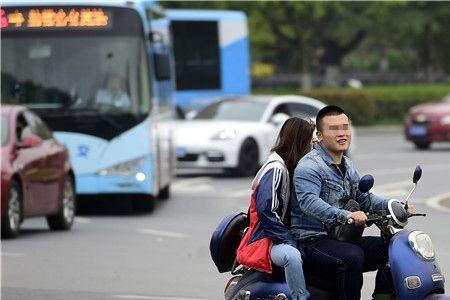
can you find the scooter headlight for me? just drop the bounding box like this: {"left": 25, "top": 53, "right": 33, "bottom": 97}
{"left": 408, "top": 231, "right": 435, "bottom": 261}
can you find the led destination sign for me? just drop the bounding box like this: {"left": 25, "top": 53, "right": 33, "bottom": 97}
{"left": 1, "top": 7, "right": 111, "bottom": 30}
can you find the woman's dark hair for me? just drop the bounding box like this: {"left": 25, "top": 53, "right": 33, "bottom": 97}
{"left": 271, "top": 117, "right": 315, "bottom": 181}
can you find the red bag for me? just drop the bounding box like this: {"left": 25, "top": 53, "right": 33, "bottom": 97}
{"left": 236, "top": 193, "right": 273, "bottom": 274}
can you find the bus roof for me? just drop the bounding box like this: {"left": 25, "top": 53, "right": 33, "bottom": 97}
{"left": 1, "top": 0, "right": 156, "bottom": 8}
{"left": 165, "top": 9, "right": 246, "bottom": 21}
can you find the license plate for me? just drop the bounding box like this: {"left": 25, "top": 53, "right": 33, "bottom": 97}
{"left": 409, "top": 126, "right": 427, "bottom": 136}
{"left": 176, "top": 147, "right": 187, "bottom": 157}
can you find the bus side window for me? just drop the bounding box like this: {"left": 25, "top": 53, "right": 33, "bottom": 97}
{"left": 171, "top": 20, "right": 220, "bottom": 90}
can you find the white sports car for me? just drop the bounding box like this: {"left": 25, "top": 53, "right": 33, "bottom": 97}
{"left": 174, "top": 95, "right": 354, "bottom": 176}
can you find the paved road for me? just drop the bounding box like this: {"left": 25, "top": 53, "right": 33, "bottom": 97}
{"left": 2, "top": 126, "right": 450, "bottom": 299}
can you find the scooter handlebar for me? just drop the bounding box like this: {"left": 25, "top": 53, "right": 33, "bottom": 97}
{"left": 408, "top": 213, "right": 427, "bottom": 218}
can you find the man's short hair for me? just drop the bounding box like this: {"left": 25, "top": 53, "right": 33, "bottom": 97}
{"left": 316, "top": 105, "right": 347, "bottom": 132}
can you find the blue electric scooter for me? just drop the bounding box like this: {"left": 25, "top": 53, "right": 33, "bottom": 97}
{"left": 210, "top": 166, "right": 449, "bottom": 299}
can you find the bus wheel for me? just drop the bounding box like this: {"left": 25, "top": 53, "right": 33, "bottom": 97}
{"left": 132, "top": 196, "right": 155, "bottom": 212}
{"left": 47, "top": 176, "right": 76, "bottom": 231}
{"left": 2, "top": 180, "right": 22, "bottom": 239}
{"left": 158, "top": 185, "right": 170, "bottom": 200}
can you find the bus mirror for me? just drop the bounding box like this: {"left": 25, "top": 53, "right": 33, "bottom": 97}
{"left": 150, "top": 31, "right": 164, "bottom": 44}
{"left": 154, "top": 53, "right": 171, "bottom": 81}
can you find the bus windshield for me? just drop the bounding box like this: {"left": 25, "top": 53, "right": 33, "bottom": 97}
{"left": 1, "top": 6, "right": 152, "bottom": 140}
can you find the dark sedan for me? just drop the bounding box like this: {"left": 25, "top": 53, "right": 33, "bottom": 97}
{"left": 405, "top": 95, "right": 450, "bottom": 149}
{"left": 1, "top": 105, "right": 76, "bottom": 238}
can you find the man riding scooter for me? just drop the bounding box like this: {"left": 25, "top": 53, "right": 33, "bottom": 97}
{"left": 291, "top": 105, "right": 415, "bottom": 300}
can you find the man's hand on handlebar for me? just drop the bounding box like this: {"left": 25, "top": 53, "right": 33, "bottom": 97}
{"left": 406, "top": 203, "right": 415, "bottom": 216}
{"left": 347, "top": 211, "right": 367, "bottom": 227}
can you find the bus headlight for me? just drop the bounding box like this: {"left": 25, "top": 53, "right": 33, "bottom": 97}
{"left": 98, "top": 157, "right": 145, "bottom": 177}
{"left": 408, "top": 231, "right": 435, "bottom": 261}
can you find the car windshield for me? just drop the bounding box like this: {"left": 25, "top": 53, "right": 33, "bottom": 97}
{"left": 1, "top": 115, "right": 9, "bottom": 147}
{"left": 194, "top": 99, "right": 269, "bottom": 121}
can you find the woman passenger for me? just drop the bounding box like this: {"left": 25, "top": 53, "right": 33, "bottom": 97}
{"left": 237, "top": 117, "right": 315, "bottom": 300}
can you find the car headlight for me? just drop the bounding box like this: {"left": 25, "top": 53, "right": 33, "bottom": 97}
{"left": 210, "top": 128, "right": 237, "bottom": 140}
{"left": 97, "top": 157, "right": 145, "bottom": 177}
{"left": 408, "top": 231, "right": 435, "bottom": 260}
{"left": 440, "top": 115, "right": 450, "bottom": 125}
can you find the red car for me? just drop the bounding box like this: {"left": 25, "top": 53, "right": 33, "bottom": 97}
{"left": 1, "top": 105, "right": 76, "bottom": 238}
{"left": 405, "top": 96, "right": 450, "bottom": 149}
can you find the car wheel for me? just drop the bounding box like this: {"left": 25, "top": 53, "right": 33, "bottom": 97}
{"left": 158, "top": 185, "right": 170, "bottom": 200}
{"left": 1, "top": 180, "right": 22, "bottom": 239}
{"left": 132, "top": 196, "right": 155, "bottom": 212}
{"left": 236, "top": 138, "right": 260, "bottom": 177}
{"left": 413, "top": 141, "right": 431, "bottom": 150}
{"left": 47, "top": 176, "right": 76, "bottom": 231}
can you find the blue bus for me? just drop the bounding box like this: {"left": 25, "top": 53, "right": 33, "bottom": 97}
{"left": 153, "top": 9, "right": 251, "bottom": 114}
{"left": 1, "top": 0, "right": 175, "bottom": 210}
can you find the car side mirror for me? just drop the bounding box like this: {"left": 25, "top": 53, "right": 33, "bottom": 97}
{"left": 269, "top": 113, "right": 290, "bottom": 127}
{"left": 17, "top": 135, "right": 43, "bottom": 149}
{"left": 358, "top": 174, "right": 374, "bottom": 193}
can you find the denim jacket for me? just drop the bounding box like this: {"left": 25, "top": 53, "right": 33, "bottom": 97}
{"left": 291, "top": 142, "right": 389, "bottom": 242}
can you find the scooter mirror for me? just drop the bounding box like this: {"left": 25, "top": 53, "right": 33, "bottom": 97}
{"left": 413, "top": 165, "right": 422, "bottom": 184}
{"left": 358, "top": 175, "right": 374, "bottom": 193}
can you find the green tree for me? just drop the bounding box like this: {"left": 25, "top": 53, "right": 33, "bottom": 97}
{"left": 160, "top": 1, "right": 450, "bottom": 87}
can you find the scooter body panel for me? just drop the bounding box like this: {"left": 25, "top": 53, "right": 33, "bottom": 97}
{"left": 389, "top": 229, "right": 445, "bottom": 300}
{"left": 243, "top": 279, "right": 291, "bottom": 300}
{"left": 225, "top": 271, "right": 291, "bottom": 300}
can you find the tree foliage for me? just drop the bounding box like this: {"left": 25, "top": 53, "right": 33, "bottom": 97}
{"left": 160, "top": 1, "right": 450, "bottom": 78}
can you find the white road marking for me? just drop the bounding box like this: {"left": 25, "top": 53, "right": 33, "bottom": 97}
{"left": 137, "top": 228, "right": 190, "bottom": 239}
{"left": 174, "top": 184, "right": 214, "bottom": 193}
{"left": 426, "top": 192, "right": 450, "bottom": 214}
{"left": 172, "top": 177, "right": 214, "bottom": 193}
{"left": 173, "top": 177, "right": 212, "bottom": 187}
{"left": 1, "top": 252, "right": 24, "bottom": 257}
{"left": 74, "top": 217, "right": 91, "bottom": 224}
{"left": 114, "top": 295, "right": 213, "bottom": 300}
{"left": 372, "top": 180, "right": 411, "bottom": 199}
